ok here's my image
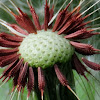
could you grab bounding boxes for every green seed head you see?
[18,30,74,68]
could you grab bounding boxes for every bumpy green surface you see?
[18,30,74,68]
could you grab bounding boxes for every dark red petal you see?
[8,58,24,78]
[57,17,76,34]
[75,21,90,32]
[54,64,68,86]
[11,63,23,91]
[27,67,34,97]
[82,58,100,70]
[56,3,74,31]
[38,67,45,99]
[57,6,79,33]
[14,8,37,34]
[0,54,20,67]
[72,54,87,74]
[0,32,23,42]
[0,60,18,79]
[49,5,54,21]
[64,28,94,39]
[79,32,99,39]
[18,62,28,88]
[8,24,29,35]
[13,63,23,92]
[54,64,80,100]
[12,71,20,90]
[65,14,89,33]
[28,4,41,30]
[0,53,18,61]
[0,48,18,56]
[53,10,66,32]
[44,0,50,31]
[0,38,20,48]
[48,5,54,29]
[56,12,72,31]
[70,41,100,55]
[72,54,88,80]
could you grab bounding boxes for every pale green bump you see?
[18,30,74,69]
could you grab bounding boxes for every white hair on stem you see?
[0,28,11,33]
[91,27,100,31]
[0,79,7,88]
[48,0,73,26]
[90,17,100,23]
[67,85,80,100]
[88,7,100,16]
[17,91,20,100]
[80,0,93,11]
[0,19,27,37]
[10,88,17,100]
[0,2,14,18]
[48,0,51,6]
[10,92,14,100]
[27,97,29,100]
[27,0,33,7]
[8,0,19,13]
[0,46,9,49]
[81,0,100,15]
[0,2,12,13]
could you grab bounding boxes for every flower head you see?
[0,0,100,100]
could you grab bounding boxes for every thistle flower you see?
[0,0,100,100]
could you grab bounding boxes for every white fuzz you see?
[0,19,27,37]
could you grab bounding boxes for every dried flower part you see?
[38,67,45,99]
[53,9,67,32]
[13,8,37,34]
[54,64,80,100]
[57,9,79,34]
[0,53,18,61]
[49,5,54,22]
[12,60,24,91]
[55,3,77,32]
[82,58,100,70]
[70,41,100,55]
[18,62,28,91]
[0,38,20,48]
[64,15,89,34]
[72,54,88,80]
[48,5,54,28]
[8,58,24,78]
[0,32,23,42]
[57,16,76,34]
[57,8,89,35]
[0,60,18,79]
[0,54,20,67]
[28,2,41,30]
[44,0,50,31]
[64,28,97,39]
[8,24,29,35]
[0,48,18,56]
[27,67,34,97]
[54,64,68,86]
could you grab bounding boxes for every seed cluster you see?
[19,30,74,68]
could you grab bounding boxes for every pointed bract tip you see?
[41,89,44,100]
